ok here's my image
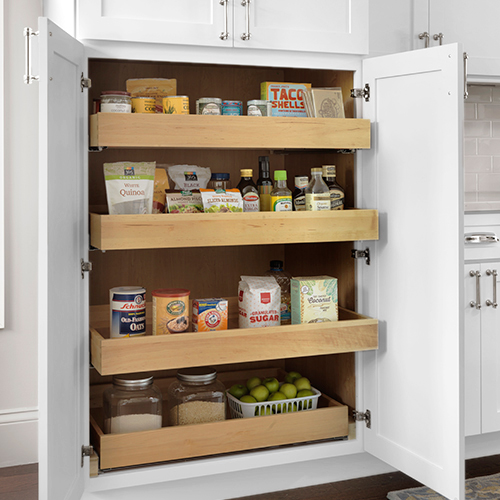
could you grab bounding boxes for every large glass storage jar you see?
[103,373,163,434]
[167,367,226,426]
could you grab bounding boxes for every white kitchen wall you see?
[0,0,41,466]
[464,85,500,208]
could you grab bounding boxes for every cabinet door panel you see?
[38,18,89,500]
[360,44,464,500]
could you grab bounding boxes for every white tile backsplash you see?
[464,85,500,201]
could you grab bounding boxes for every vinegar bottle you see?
[305,168,330,211]
[257,156,273,211]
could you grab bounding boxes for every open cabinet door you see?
[359,44,464,500]
[37,18,89,500]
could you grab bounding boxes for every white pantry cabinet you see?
[38,16,466,500]
[77,0,368,55]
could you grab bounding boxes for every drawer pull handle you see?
[465,233,499,244]
[219,0,229,40]
[241,0,251,40]
[486,269,498,308]
[470,270,481,309]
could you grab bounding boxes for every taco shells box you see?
[260,81,311,117]
[291,276,338,324]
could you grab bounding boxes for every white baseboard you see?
[0,409,38,467]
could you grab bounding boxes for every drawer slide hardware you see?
[470,270,481,309]
[350,84,370,102]
[353,409,371,429]
[81,445,94,467]
[351,248,370,265]
[486,269,498,308]
[80,73,92,92]
[81,259,92,278]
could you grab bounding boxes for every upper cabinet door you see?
[38,18,89,500]
[360,44,464,500]
[233,0,368,54]
[77,0,231,48]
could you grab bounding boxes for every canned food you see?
[222,100,242,116]
[109,287,146,338]
[152,288,191,334]
[132,97,156,113]
[247,100,272,117]
[100,91,131,113]
[163,95,189,114]
[196,98,222,115]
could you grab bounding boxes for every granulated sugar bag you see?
[238,276,281,329]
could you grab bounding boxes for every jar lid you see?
[152,288,190,297]
[113,373,153,388]
[274,170,287,181]
[211,173,230,181]
[247,100,269,105]
[311,167,322,173]
[198,97,222,103]
[100,91,131,96]
[240,169,253,177]
[176,366,217,383]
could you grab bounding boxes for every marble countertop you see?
[465,192,500,212]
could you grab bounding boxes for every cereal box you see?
[192,298,228,332]
[291,276,338,325]
[260,82,311,117]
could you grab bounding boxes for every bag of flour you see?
[104,162,156,214]
[238,276,281,329]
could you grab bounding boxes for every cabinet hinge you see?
[351,248,370,265]
[81,445,94,467]
[350,84,370,102]
[353,409,371,428]
[81,73,92,92]
[81,259,92,278]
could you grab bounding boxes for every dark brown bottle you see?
[292,176,308,211]
[322,165,345,210]
[257,156,273,211]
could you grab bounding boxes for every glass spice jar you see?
[167,367,226,426]
[208,173,231,190]
[103,373,163,434]
[100,91,132,113]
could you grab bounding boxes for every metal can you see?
[131,97,156,113]
[109,287,147,338]
[247,99,272,117]
[152,288,191,335]
[163,95,189,115]
[100,91,131,113]
[196,98,222,115]
[222,100,242,116]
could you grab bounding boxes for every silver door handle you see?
[23,27,39,84]
[470,270,482,309]
[241,0,251,40]
[465,232,499,244]
[220,0,229,40]
[486,269,498,308]
[419,32,430,48]
[433,33,444,45]
[464,52,469,100]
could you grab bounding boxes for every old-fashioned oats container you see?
[100,91,132,113]
[152,288,190,334]
[167,367,226,426]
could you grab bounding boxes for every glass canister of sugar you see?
[167,367,226,426]
[103,373,163,434]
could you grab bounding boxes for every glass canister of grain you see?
[167,367,226,426]
[103,373,163,434]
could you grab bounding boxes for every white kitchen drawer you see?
[464,214,500,261]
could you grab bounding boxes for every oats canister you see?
[162,95,189,114]
[131,97,156,113]
[152,288,191,334]
[109,286,147,338]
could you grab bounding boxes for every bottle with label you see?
[256,156,273,211]
[270,170,292,212]
[265,260,292,325]
[322,165,345,210]
[292,176,308,211]
[236,169,260,212]
[305,168,330,211]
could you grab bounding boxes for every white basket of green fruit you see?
[226,372,321,418]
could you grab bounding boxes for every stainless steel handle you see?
[464,52,469,100]
[241,0,251,41]
[433,33,444,45]
[470,270,482,309]
[464,232,499,244]
[486,269,498,308]
[419,32,430,48]
[23,27,39,84]
[220,0,229,40]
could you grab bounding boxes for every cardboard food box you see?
[291,276,338,324]
[192,298,228,332]
[260,81,311,117]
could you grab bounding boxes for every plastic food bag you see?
[200,189,243,213]
[238,276,281,329]
[153,167,170,213]
[168,165,211,191]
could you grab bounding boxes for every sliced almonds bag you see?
[200,189,243,213]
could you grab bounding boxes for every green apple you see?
[246,376,262,391]
[280,383,297,399]
[228,384,249,399]
[284,371,302,384]
[240,395,257,404]
[262,377,280,394]
[267,391,287,401]
[297,389,315,409]
[282,402,298,413]
[256,405,272,416]
[293,377,311,392]
[249,384,270,402]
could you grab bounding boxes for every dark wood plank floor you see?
[2,455,500,500]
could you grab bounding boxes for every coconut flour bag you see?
[238,276,281,329]
[104,162,156,214]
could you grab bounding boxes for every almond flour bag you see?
[238,276,281,329]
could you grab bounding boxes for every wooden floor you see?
[2,455,500,500]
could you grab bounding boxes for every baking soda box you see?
[192,298,228,332]
[291,276,338,325]
[260,82,311,117]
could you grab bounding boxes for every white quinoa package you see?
[104,162,156,214]
[238,276,281,329]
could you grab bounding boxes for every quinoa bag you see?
[238,276,281,329]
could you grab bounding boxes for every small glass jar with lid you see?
[167,367,226,426]
[103,373,163,434]
[208,173,231,191]
[100,91,132,113]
